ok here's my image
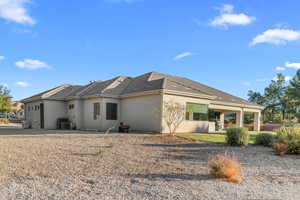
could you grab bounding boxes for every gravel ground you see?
[0,129,299,199]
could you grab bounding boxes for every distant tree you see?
[287,69,300,104]
[248,90,265,105]
[162,101,185,136]
[264,74,287,120]
[0,85,11,113]
[248,74,293,122]
[286,69,300,120]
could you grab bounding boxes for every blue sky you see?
[1,0,300,100]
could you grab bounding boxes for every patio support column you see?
[220,112,225,130]
[236,110,244,127]
[254,112,261,131]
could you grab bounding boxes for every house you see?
[21,72,263,133]
[10,101,24,120]
[10,101,23,112]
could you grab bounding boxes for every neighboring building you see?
[21,72,263,133]
[16,109,25,120]
[10,101,23,112]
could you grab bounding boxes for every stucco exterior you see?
[22,72,263,133]
[120,95,161,133]
[43,100,67,129]
[25,101,42,129]
[161,93,211,134]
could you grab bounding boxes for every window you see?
[93,103,100,120]
[69,104,75,110]
[186,103,208,121]
[106,103,117,120]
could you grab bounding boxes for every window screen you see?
[186,103,208,121]
[106,103,117,120]
[93,103,100,120]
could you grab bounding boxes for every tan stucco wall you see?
[120,95,161,133]
[82,98,102,130]
[43,100,67,129]
[81,97,120,131]
[25,101,42,129]
[66,100,84,129]
[161,94,211,134]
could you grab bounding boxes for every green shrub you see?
[255,133,274,146]
[274,127,300,154]
[0,118,9,125]
[225,127,249,146]
[95,148,104,155]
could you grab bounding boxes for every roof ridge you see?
[101,76,127,94]
[75,82,98,96]
[162,77,167,89]
[167,79,214,97]
[42,84,71,99]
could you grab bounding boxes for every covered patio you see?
[209,103,262,132]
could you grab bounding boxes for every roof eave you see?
[163,89,216,100]
[211,100,264,110]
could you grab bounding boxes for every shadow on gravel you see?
[142,143,219,148]
[141,143,224,161]
[127,173,211,181]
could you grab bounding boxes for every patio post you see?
[254,112,261,131]
[220,112,225,130]
[236,110,244,127]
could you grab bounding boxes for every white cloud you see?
[15,59,50,70]
[276,66,285,71]
[250,29,300,46]
[285,62,300,69]
[285,76,292,81]
[173,52,193,61]
[0,56,4,61]
[242,82,251,86]
[0,0,35,25]
[210,4,255,28]
[273,75,292,82]
[16,81,28,87]
[218,4,234,13]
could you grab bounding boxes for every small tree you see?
[0,85,11,113]
[163,101,185,136]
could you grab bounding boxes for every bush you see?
[273,143,289,156]
[274,127,300,154]
[225,127,249,146]
[95,148,104,155]
[0,118,9,125]
[208,153,242,183]
[255,133,274,146]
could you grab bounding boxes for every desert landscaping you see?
[0,129,298,200]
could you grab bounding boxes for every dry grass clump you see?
[0,118,9,125]
[208,153,242,183]
[95,147,104,155]
[273,143,289,156]
[274,127,300,154]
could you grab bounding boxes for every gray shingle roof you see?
[151,72,258,106]
[21,72,259,108]
[120,72,164,95]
